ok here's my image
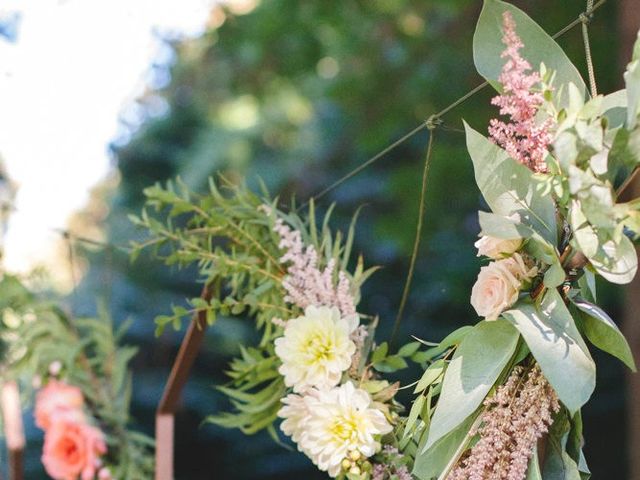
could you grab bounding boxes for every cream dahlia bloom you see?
[279,391,317,444]
[278,382,392,478]
[275,305,358,392]
[474,235,522,259]
[471,253,537,320]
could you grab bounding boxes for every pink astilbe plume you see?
[448,364,560,480]
[272,217,356,318]
[488,11,553,173]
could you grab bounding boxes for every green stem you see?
[391,127,437,346]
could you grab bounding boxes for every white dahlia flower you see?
[279,391,317,445]
[275,305,358,392]
[278,382,392,478]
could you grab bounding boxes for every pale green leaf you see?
[502,290,595,414]
[473,0,586,103]
[412,414,477,480]
[465,123,557,243]
[571,296,636,371]
[424,319,519,449]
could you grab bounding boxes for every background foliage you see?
[16,1,625,479]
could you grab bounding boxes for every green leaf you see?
[569,202,638,284]
[424,319,519,449]
[526,449,543,480]
[374,355,408,373]
[465,123,557,243]
[473,0,586,103]
[412,414,477,480]
[502,291,595,414]
[542,411,582,480]
[371,342,389,364]
[404,395,426,439]
[624,32,640,129]
[414,359,445,394]
[416,326,474,363]
[398,341,421,357]
[600,90,627,129]
[478,211,532,239]
[571,296,636,371]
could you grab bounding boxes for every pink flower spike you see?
[488,11,553,173]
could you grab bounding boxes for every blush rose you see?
[474,235,522,259]
[471,253,537,320]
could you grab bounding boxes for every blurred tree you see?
[63,1,628,479]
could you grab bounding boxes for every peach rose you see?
[35,380,85,430]
[474,235,522,259]
[42,414,107,480]
[471,253,537,320]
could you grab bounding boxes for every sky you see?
[0,0,219,276]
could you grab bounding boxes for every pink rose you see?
[35,380,84,430]
[42,414,107,480]
[471,253,537,320]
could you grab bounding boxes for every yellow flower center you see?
[304,333,336,364]
[330,414,359,441]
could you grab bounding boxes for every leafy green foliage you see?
[132,178,378,436]
[3,295,154,479]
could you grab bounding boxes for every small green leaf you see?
[404,395,426,439]
[374,355,408,373]
[371,342,389,364]
[398,341,421,357]
[414,359,445,394]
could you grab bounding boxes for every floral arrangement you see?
[0,273,154,479]
[134,1,640,479]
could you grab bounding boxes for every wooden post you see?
[619,2,640,479]
[1,381,24,480]
[155,286,212,480]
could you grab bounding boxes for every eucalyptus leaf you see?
[478,211,533,239]
[526,449,543,480]
[465,123,557,243]
[571,296,636,371]
[473,0,586,103]
[542,410,582,480]
[412,414,477,480]
[424,319,519,449]
[600,90,627,129]
[624,32,640,129]
[502,290,595,414]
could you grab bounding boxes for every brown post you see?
[1,381,25,480]
[620,1,640,479]
[155,286,212,480]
